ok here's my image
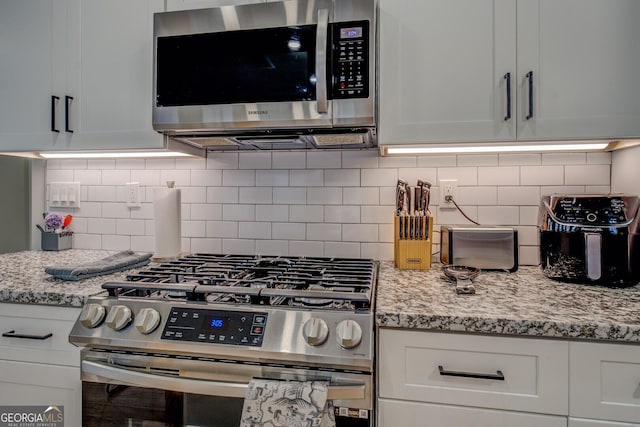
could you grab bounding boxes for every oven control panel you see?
[330,20,369,99]
[161,307,267,347]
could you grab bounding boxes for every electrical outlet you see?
[126,182,140,208]
[439,179,458,208]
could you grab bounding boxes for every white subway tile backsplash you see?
[239,222,271,239]
[565,164,610,185]
[239,187,272,204]
[325,206,360,223]
[290,169,324,187]
[478,167,518,186]
[239,152,272,170]
[273,152,306,169]
[520,165,564,185]
[306,224,341,241]
[207,221,239,239]
[324,169,360,187]
[256,205,289,222]
[256,170,289,187]
[272,222,305,240]
[191,169,222,187]
[222,170,255,186]
[307,151,342,169]
[343,187,379,205]
[273,188,306,204]
[307,188,343,205]
[223,205,255,222]
[47,148,610,261]
[361,168,397,187]
[498,186,540,206]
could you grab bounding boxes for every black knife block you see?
[394,214,433,270]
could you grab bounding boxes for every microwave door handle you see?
[81,360,365,401]
[315,8,329,114]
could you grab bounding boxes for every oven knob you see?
[303,318,329,346]
[335,320,362,349]
[79,303,106,328]
[105,305,133,331]
[134,308,161,335]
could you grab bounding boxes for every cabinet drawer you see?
[379,329,568,415]
[570,342,640,424]
[379,399,567,427]
[0,303,81,367]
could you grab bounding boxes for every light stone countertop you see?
[376,261,640,343]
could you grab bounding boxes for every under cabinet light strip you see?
[382,142,610,155]
[38,151,194,159]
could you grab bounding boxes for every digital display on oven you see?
[162,308,267,347]
[340,27,362,39]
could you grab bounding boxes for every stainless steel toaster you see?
[440,225,518,271]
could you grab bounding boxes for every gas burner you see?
[114,254,377,312]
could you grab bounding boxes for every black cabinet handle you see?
[2,330,53,340]
[438,365,505,381]
[51,95,60,133]
[504,72,511,121]
[65,95,74,133]
[526,71,534,120]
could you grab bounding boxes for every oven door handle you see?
[82,360,366,401]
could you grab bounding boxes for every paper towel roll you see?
[153,181,181,260]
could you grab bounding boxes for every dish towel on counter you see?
[44,250,152,281]
[239,379,336,427]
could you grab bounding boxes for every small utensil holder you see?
[394,213,433,270]
[41,231,72,251]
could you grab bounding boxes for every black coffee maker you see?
[538,194,640,287]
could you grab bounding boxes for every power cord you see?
[445,195,480,225]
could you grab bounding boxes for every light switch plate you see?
[49,182,80,208]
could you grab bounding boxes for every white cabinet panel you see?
[167,0,265,11]
[517,0,640,140]
[379,329,568,415]
[569,342,640,424]
[379,0,516,144]
[569,418,640,427]
[379,399,567,427]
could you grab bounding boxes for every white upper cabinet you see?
[379,0,516,144]
[517,0,640,140]
[0,0,165,152]
[166,0,265,11]
[0,1,66,151]
[380,0,640,146]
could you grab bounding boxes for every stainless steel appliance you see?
[152,0,377,150]
[539,194,640,287]
[69,254,377,426]
[440,225,518,272]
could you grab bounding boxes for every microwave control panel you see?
[161,307,267,347]
[330,20,370,99]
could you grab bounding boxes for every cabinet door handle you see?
[65,95,74,133]
[504,72,511,121]
[2,330,53,340]
[438,365,505,381]
[526,71,534,120]
[51,95,60,133]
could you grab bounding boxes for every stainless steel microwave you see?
[152,0,377,150]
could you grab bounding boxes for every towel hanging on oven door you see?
[239,379,336,427]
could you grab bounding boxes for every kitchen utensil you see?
[442,265,480,294]
[36,224,45,233]
[62,215,73,229]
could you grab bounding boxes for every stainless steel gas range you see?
[69,254,378,427]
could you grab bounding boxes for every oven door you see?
[80,349,373,427]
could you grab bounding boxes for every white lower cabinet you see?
[378,329,640,427]
[0,303,81,426]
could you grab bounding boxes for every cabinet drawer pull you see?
[504,72,511,121]
[2,330,53,340]
[65,95,74,133]
[51,95,60,133]
[525,71,534,120]
[438,365,505,381]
